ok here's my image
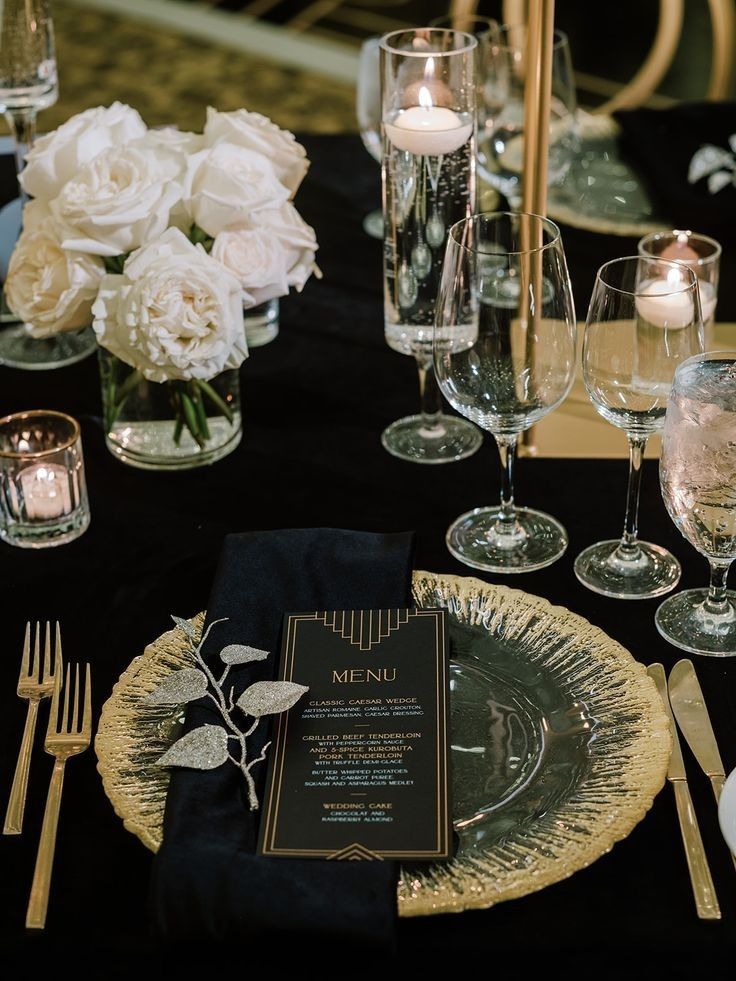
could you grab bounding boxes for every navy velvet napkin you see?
[615,101,736,241]
[149,528,415,949]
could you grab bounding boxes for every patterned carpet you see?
[28,3,358,136]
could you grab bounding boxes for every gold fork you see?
[3,622,61,836]
[26,661,92,930]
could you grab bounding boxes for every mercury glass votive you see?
[0,410,90,548]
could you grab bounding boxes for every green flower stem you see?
[179,388,206,449]
[189,382,210,441]
[198,379,234,425]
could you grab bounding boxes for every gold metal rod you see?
[521,0,543,217]
[534,0,556,218]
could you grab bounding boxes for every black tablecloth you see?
[1,136,735,975]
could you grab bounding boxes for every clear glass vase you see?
[244,298,279,348]
[99,350,242,471]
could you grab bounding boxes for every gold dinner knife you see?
[669,658,736,868]
[648,663,721,920]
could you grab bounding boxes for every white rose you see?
[259,203,318,292]
[4,219,105,338]
[204,106,308,195]
[50,141,185,257]
[211,228,290,304]
[183,142,290,237]
[92,227,248,382]
[142,127,204,155]
[20,102,147,201]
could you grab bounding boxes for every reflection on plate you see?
[95,572,670,916]
[499,112,667,237]
[718,768,736,856]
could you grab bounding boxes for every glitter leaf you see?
[687,145,733,184]
[171,615,197,640]
[708,169,733,194]
[220,644,270,665]
[144,668,208,705]
[156,724,229,770]
[237,681,309,718]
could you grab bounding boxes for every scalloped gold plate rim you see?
[95,572,670,917]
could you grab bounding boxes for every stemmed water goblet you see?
[575,256,704,599]
[434,212,576,572]
[657,352,736,655]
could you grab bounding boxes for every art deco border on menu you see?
[95,572,671,917]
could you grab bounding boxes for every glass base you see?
[106,416,242,471]
[362,209,383,239]
[656,588,736,657]
[244,298,279,348]
[0,509,89,549]
[0,323,97,370]
[574,540,681,599]
[446,505,568,573]
[381,414,482,465]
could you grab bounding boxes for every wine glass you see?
[356,37,383,240]
[657,352,736,656]
[0,0,58,189]
[481,26,576,207]
[575,256,704,599]
[434,212,576,572]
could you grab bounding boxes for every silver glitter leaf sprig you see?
[220,644,270,665]
[145,667,208,705]
[688,137,736,194]
[151,615,309,810]
[157,724,229,770]
[237,680,309,718]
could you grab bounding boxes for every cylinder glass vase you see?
[99,350,242,471]
[380,27,482,464]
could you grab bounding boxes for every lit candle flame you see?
[666,266,684,288]
[418,86,433,110]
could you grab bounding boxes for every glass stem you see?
[497,436,518,527]
[616,436,647,559]
[416,357,443,434]
[5,107,36,204]
[703,561,733,616]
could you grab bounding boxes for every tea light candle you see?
[636,278,695,329]
[384,86,472,156]
[21,463,72,520]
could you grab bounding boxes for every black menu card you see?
[258,608,451,861]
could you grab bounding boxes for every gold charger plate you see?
[95,571,670,916]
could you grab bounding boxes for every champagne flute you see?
[657,352,736,656]
[434,212,576,572]
[356,37,383,240]
[575,256,704,599]
[0,0,58,189]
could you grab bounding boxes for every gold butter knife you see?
[669,658,736,868]
[648,663,720,920]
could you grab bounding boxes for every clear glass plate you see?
[95,572,671,916]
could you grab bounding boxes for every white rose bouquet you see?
[6,103,319,452]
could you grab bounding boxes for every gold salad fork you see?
[3,622,61,835]
[26,661,92,930]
